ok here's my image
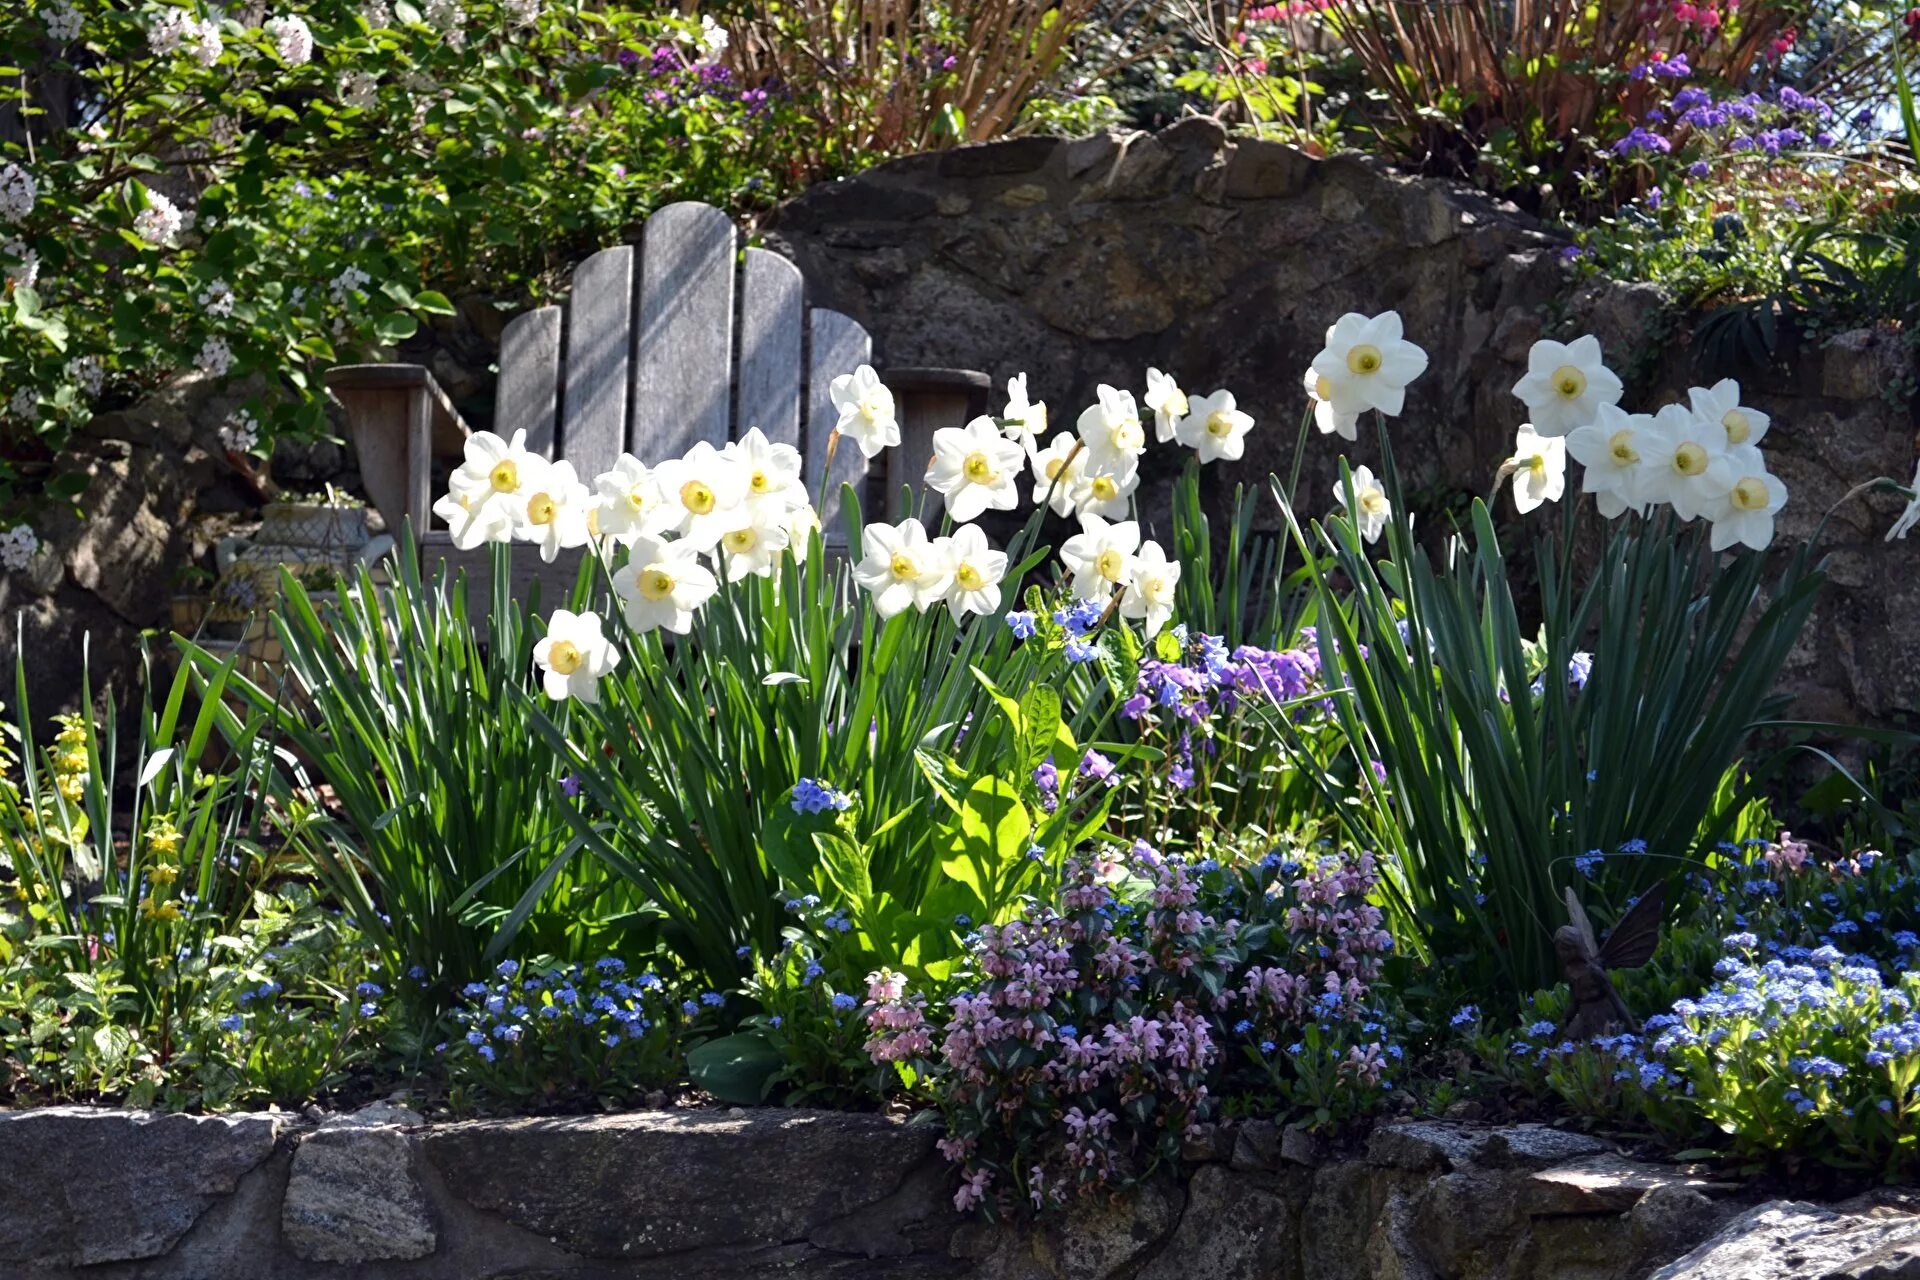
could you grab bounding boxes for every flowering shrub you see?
[864,840,1398,1214]
[1514,938,1920,1175]
[437,958,684,1108]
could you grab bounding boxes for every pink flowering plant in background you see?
[863,837,1400,1215]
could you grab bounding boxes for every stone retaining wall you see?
[2,1105,1914,1280]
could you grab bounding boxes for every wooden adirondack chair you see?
[325,200,988,606]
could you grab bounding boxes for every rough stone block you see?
[282,1117,436,1263]
[423,1109,942,1260]
[1648,1201,1920,1280]
[0,1107,278,1269]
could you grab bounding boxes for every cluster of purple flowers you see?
[1622,83,1837,165]
[1116,627,1323,793]
[864,840,1401,1213]
[613,43,774,116]
[790,778,854,816]
[1628,52,1692,81]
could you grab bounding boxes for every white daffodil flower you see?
[1636,403,1728,521]
[1075,384,1147,469]
[1702,456,1788,552]
[1511,335,1623,437]
[1505,423,1567,515]
[828,365,899,459]
[1687,378,1770,449]
[714,501,793,578]
[1002,373,1048,456]
[1175,389,1254,464]
[1566,404,1653,519]
[1302,367,1359,441]
[937,523,1009,621]
[1120,539,1181,638]
[432,486,512,550]
[853,517,952,619]
[440,428,550,550]
[1310,311,1429,419]
[1059,513,1141,602]
[1144,368,1190,444]
[787,501,823,551]
[1069,455,1140,520]
[927,415,1027,522]
[655,441,749,551]
[592,453,669,545]
[1030,431,1087,517]
[1335,465,1392,544]
[514,459,594,563]
[611,535,718,635]
[1888,462,1920,542]
[533,609,620,704]
[724,427,806,512]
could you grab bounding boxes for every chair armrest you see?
[325,364,471,537]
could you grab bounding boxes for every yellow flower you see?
[140,898,183,924]
[147,862,179,887]
[144,820,182,858]
[55,773,85,803]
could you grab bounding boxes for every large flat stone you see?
[423,1109,942,1260]
[0,1107,278,1268]
[1649,1201,1920,1280]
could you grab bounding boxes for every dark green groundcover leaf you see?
[687,1032,783,1105]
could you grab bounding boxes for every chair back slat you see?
[632,202,736,461]
[738,247,805,452]
[561,244,634,482]
[805,308,872,542]
[497,305,562,458]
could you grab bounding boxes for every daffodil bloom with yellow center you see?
[1637,403,1728,520]
[1120,539,1182,638]
[928,416,1026,521]
[1302,367,1360,441]
[853,517,952,618]
[1504,423,1567,515]
[1175,389,1255,464]
[1566,403,1653,519]
[1512,335,1623,436]
[935,523,1009,621]
[1060,512,1141,603]
[1030,431,1087,518]
[722,428,806,514]
[1145,368,1190,444]
[611,537,718,635]
[439,428,549,550]
[714,502,792,579]
[510,459,593,564]
[1687,378,1770,449]
[1334,465,1392,544]
[1069,455,1139,520]
[828,364,900,459]
[1075,383,1147,469]
[655,442,749,551]
[533,608,622,703]
[1310,311,1430,419]
[591,453,668,545]
[1699,454,1788,552]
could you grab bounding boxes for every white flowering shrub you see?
[0,1,796,518]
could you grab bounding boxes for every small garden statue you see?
[1555,883,1665,1040]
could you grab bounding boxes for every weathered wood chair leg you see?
[882,368,994,522]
